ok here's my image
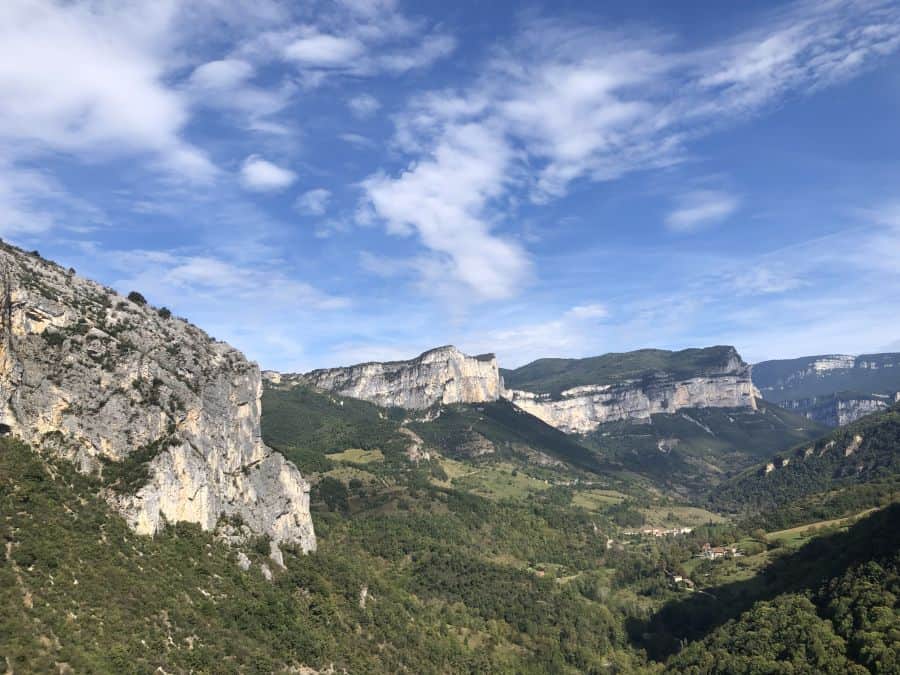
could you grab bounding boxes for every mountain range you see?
[2,242,897,673]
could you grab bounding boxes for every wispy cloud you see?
[185,58,295,134]
[295,188,332,215]
[236,2,455,86]
[665,190,739,232]
[362,122,529,300]
[360,0,900,300]
[0,0,215,181]
[348,94,382,118]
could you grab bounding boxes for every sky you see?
[2,0,900,371]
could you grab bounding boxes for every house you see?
[701,543,738,560]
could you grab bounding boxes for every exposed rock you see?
[503,349,757,434]
[753,352,900,426]
[0,244,315,550]
[236,551,252,571]
[278,346,502,410]
[779,395,892,427]
[399,426,431,463]
[454,431,496,458]
[844,434,863,457]
[260,563,273,582]
[269,540,285,568]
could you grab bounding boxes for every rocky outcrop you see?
[277,346,502,410]
[502,349,757,434]
[753,352,900,427]
[780,394,893,427]
[0,244,315,550]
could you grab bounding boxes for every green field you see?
[571,489,626,511]
[326,448,385,464]
[640,505,727,528]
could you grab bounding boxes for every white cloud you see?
[185,58,295,133]
[0,0,214,181]
[111,249,349,313]
[348,94,381,118]
[665,190,739,232]
[189,59,254,89]
[377,33,457,73]
[283,30,366,66]
[363,122,530,300]
[295,188,332,215]
[359,1,900,299]
[239,155,297,191]
[240,4,455,85]
[566,303,609,320]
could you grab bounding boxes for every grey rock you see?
[0,244,315,551]
[277,345,502,409]
[503,352,757,434]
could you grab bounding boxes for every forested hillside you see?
[711,404,900,528]
[502,346,741,395]
[653,504,900,673]
[582,401,826,495]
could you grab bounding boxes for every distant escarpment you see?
[269,345,503,410]
[0,244,315,550]
[711,402,900,516]
[501,346,758,434]
[779,392,898,427]
[753,353,900,426]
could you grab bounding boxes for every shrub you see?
[127,291,147,306]
[42,331,65,347]
[157,307,172,320]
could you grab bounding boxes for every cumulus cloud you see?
[239,155,297,191]
[363,122,529,300]
[665,191,739,232]
[295,188,332,215]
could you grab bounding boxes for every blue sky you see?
[2,0,899,371]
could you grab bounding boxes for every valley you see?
[1,243,897,673]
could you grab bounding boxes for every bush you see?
[157,307,172,320]
[127,291,147,306]
[41,331,65,347]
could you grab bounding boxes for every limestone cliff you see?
[276,346,502,409]
[780,394,895,427]
[0,244,315,550]
[502,347,757,434]
[753,353,900,401]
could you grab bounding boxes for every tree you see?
[127,291,147,306]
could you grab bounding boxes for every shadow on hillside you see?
[633,503,900,661]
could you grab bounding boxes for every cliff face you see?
[753,352,900,427]
[753,353,900,402]
[502,348,757,434]
[277,346,502,409]
[0,245,315,550]
[780,394,895,427]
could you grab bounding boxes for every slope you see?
[753,352,900,402]
[502,345,742,395]
[582,400,827,495]
[652,503,900,672]
[710,403,900,527]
